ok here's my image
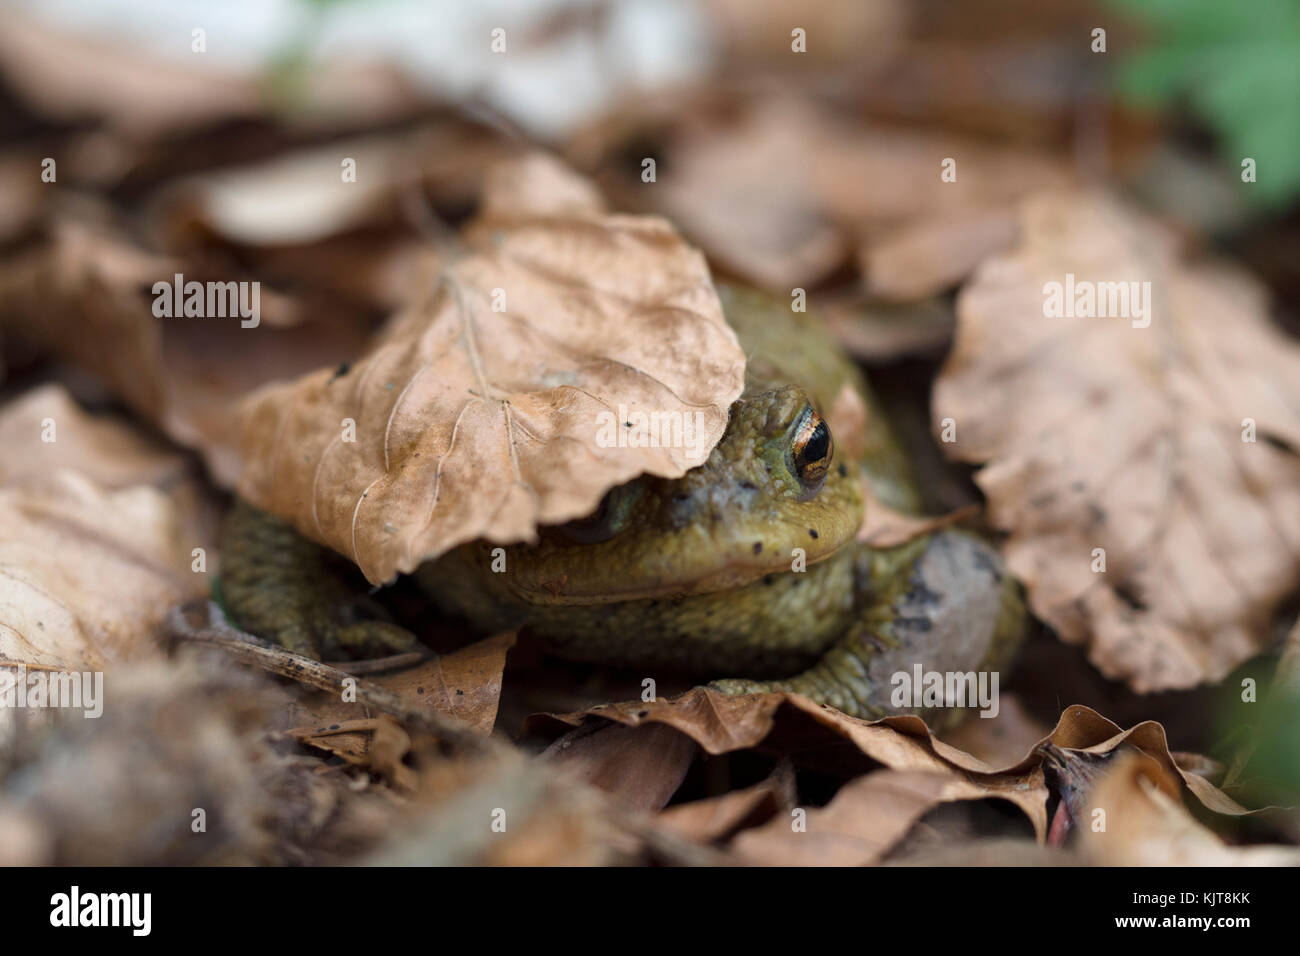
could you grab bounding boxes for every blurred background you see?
[2,0,1299,824]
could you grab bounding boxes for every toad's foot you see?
[711,530,1025,723]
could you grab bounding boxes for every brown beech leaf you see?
[0,11,258,135]
[527,694,1266,855]
[271,631,515,768]
[525,687,1051,839]
[153,118,517,262]
[1078,752,1300,866]
[935,191,1300,693]
[579,93,1071,296]
[861,207,1020,303]
[0,217,371,486]
[0,384,222,554]
[821,298,955,362]
[0,152,46,245]
[1028,704,1253,818]
[368,631,516,734]
[703,0,908,66]
[731,768,1013,867]
[0,383,190,490]
[166,137,415,247]
[544,722,699,813]
[289,716,418,791]
[657,760,796,843]
[237,155,745,584]
[0,387,216,675]
[0,471,196,671]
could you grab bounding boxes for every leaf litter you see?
[2,5,1299,865]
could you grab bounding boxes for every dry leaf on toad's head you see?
[935,191,1300,693]
[237,154,745,585]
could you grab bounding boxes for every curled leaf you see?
[1079,752,1300,866]
[935,191,1300,692]
[237,156,745,584]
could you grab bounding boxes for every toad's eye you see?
[791,409,832,499]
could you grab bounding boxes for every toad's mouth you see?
[499,526,855,606]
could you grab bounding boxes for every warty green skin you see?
[219,286,1025,721]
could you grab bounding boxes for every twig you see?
[165,601,503,755]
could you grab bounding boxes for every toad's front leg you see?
[711,530,1025,723]
[218,501,417,660]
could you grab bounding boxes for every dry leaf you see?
[367,631,515,734]
[0,383,221,553]
[0,217,375,486]
[0,151,45,245]
[935,191,1300,692]
[657,760,795,843]
[545,722,699,813]
[1079,752,1300,866]
[290,716,418,791]
[862,207,1020,302]
[821,297,955,362]
[731,768,1014,866]
[528,693,1270,858]
[703,0,908,66]
[1028,704,1253,818]
[154,118,517,256]
[578,93,1071,296]
[0,387,217,748]
[526,687,1051,839]
[237,154,746,584]
[241,628,514,768]
[0,11,258,135]
[167,138,415,247]
[0,471,197,672]
[0,383,189,490]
